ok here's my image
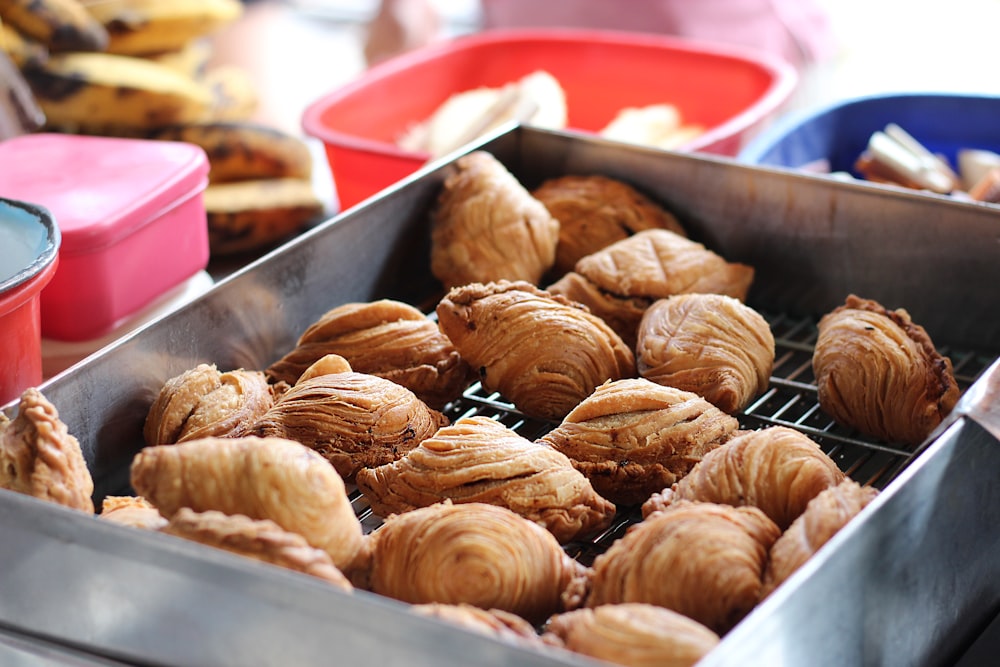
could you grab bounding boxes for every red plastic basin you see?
[302,28,797,209]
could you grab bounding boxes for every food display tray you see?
[2,126,1000,667]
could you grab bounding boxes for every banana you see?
[143,38,212,79]
[23,51,214,132]
[202,64,258,122]
[81,0,242,56]
[149,121,314,184]
[0,0,107,52]
[203,178,325,256]
[0,20,49,68]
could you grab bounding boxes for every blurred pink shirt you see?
[480,0,834,69]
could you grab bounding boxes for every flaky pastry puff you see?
[100,495,167,530]
[365,502,590,623]
[130,436,364,572]
[543,603,720,667]
[531,175,686,277]
[813,295,960,446]
[436,280,636,421]
[412,603,550,648]
[587,502,780,634]
[642,426,844,530]
[252,371,448,479]
[637,294,775,414]
[0,388,94,512]
[143,363,274,445]
[161,508,352,590]
[430,151,559,289]
[761,479,878,598]
[539,379,738,506]
[356,416,616,543]
[547,229,755,348]
[266,300,472,409]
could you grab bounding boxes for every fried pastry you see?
[539,379,739,506]
[100,495,167,530]
[642,426,844,530]
[762,479,878,598]
[813,295,960,446]
[266,299,472,409]
[547,229,755,348]
[0,388,94,512]
[636,294,775,414]
[436,280,636,421]
[130,436,364,572]
[412,604,549,648]
[531,174,686,277]
[430,151,560,289]
[297,353,353,383]
[252,371,448,479]
[365,502,590,623]
[587,501,780,634]
[356,416,616,543]
[143,363,274,445]
[161,508,352,590]
[544,603,720,667]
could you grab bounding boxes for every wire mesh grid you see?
[349,311,997,562]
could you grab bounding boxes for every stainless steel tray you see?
[3,125,1000,667]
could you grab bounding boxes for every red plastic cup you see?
[0,198,60,406]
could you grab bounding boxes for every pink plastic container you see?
[0,197,59,406]
[302,29,797,209]
[0,134,210,342]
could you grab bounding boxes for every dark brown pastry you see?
[161,508,353,590]
[430,151,560,289]
[642,426,844,530]
[539,378,739,506]
[143,363,274,445]
[412,604,549,648]
[813,295,960,446]
[100,495,167,530]
[587,501,780,634]
[531,174,686,277]
[0,388,94,512]
[761,479,878,598]
[130,436,365,573]
[266,299,472,409]
[365,502,590,623]
[356,415,616,543]
[636,294,775,414]
[547,229,755,348]
[544,603,720,667]
[436,280,636,421]
[251,371,448,479]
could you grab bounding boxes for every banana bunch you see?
[0,0,326,257]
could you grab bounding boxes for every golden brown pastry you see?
[251,371,448,479]
[547,229,755,348]
[531,174,686,277]
[365,502,590,623]
[761,479,878,598]
[161,508,352,590]
[813,294,960,446]
[544,603,720,667]
[130,436,364,573]
[143,363,274,445]
[100,495,167,530]
[430,151,560,289]
[356,416,616,543]
[587,501,780,634]
[636,294,775,414]
[0,388,94,512]
[297,353,353,383]
[642,426,844,530]
[539,379,739,506]
[412,604,549,648]
[266,300,472,409]
[436,280,636,421]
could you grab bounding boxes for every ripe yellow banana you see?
[81,0,242,56]
[0,19,48,68]
[203,178,325,256]
[143,38,212,79]
[150,121,314,184]
[202,64,258,123]
[0,0,107,52]
[24,52,213,132]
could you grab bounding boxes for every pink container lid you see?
[0,133,208,254]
